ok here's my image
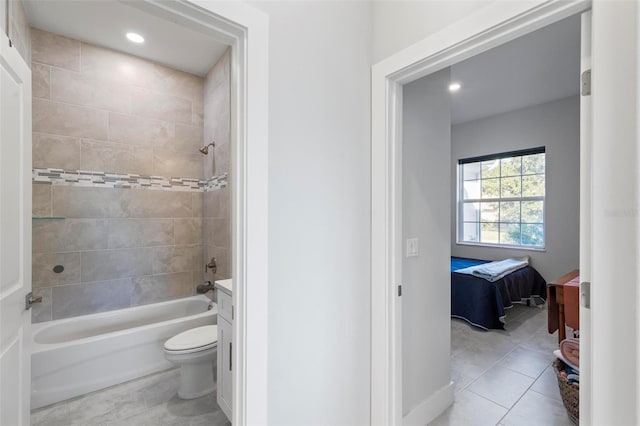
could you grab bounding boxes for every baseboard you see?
[403,381,454,426]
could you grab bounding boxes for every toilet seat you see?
[164,325,218,354]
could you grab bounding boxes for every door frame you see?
[371,1,590,424]
[125,1,269,424]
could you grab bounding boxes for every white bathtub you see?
[31,295,216,409]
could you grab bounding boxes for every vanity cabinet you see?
[215,282,233,422]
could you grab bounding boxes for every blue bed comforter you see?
[451,257,547,330]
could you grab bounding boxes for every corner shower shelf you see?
[32,216,66,220]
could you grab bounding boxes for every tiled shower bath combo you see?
[30,27,232,324]
[28,26,233,421]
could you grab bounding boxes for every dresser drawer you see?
[217,289,233,321]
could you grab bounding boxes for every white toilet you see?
[163,325,218,399]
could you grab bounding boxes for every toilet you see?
[163,325,218,399]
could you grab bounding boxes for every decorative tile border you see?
[33,168,227,193]
[204,174,228,191]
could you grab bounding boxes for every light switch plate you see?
[406,238,419,257]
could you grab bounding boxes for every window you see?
[458,147,545,248]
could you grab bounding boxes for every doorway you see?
[0,1,268,424]
[371,1,592,425]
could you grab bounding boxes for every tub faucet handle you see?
[205,257,217,274]
[25,291,43,310]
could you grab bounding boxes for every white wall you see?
[451,96,580,281]
[246,2,372,424]
[372,0,493,63]
[402,69,451,418]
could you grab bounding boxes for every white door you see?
[0,30,32,426]
[578,10,592,426]
[590,2,640,423]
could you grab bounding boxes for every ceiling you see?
[23,0,229,76]
[450,14,581,125]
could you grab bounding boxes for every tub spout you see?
[196,281,214,294]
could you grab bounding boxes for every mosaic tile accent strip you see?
[33,168,227,193]
[204,174,228,191]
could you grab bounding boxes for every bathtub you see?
[31,295,216,409]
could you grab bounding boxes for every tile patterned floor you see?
[31,305,571,426]
[430,304,575,426]
[31,368,230,426]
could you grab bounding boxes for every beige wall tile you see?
[203,151,214,179]
[203,188,229,219]
[165,124,203,154]
[107,218,173,249]
[33,133,81,170]
[32,288,52,323]
[30,29,212,322]
[108,112,174,148]
[32,252,81,288]
[33,98,108,140]
[152,64,204,103]
[191,192,203,218]
[150,245,201,275]
[130,87,192,125]
[82,248,151,282]
[31,28,80,71]
[53,186,194,218]
[192,98,204,126]
[174,218,202,245]
[50,68,132,114]
[203,50,230,178]
[80,42,155,88]
[204,218,214,247]
[53,186,127,218]
[214,140,230,176]
[132,190,194,218]
[32,218,108,253]
[32,63,50,99]
[212,217,230,248]
[153,149,203,179]
[33,184,51,217]
[203,192,215,218]
[131,272,192,306]
[52,279,133,319]
[80,139,153,175]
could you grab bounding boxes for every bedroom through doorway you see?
[400,12,584,425]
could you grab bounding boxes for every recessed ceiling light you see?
[449,82,462,92]
[126,32,145,44]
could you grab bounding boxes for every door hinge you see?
[398,285,402,297]
[580,281,591,309]
[581,70,591,96]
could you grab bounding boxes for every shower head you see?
[199,142,215,155]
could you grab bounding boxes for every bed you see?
[451,257,547,330]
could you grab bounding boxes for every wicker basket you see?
[553,359,579,424]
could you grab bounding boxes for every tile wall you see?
[203,49,231,283]
[30,29,233,322]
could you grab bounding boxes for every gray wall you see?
[247,1,372,424]
[372,1,491,63]
[402,68,451,417]
[451,96,580,282]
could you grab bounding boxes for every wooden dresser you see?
[547,269,580,343]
